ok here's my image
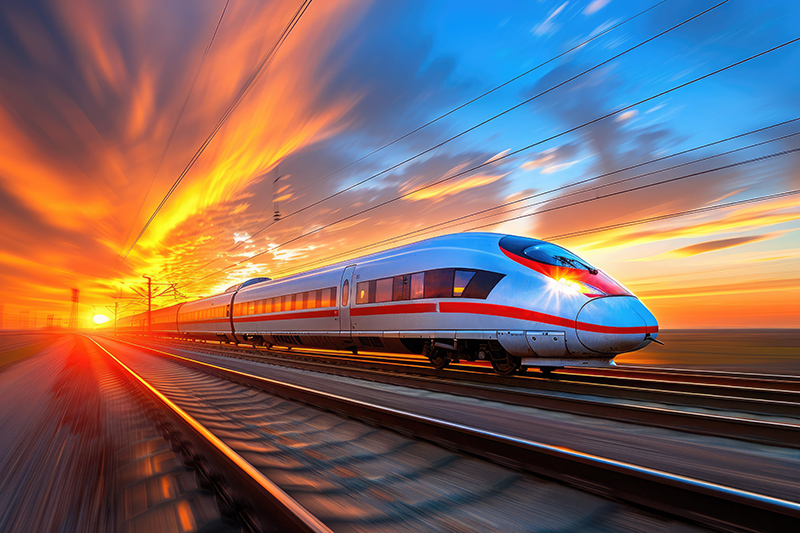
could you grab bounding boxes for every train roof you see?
[237,232,511,295]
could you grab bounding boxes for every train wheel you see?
[490,353,519,375]
[428,347,450,370]
[429,354,450,370]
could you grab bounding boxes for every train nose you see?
[576,296,658,354]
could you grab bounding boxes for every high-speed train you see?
[117,233,659,374]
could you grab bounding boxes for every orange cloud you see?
[402,172,507,202]
[661,233,782,258]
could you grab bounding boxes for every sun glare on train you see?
[93,314,110,325]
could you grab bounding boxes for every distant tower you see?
[68,288,79,330]
[46,314,54,329]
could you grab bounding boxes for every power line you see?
[183,143,800,290]
[442,129,800,231]
[117,0,314,267]
[234,0,727,246]
[260,149,800,281]
[214,0,667,263]
[465,147,800,232]
[182,34,799,286]
[114,0,231,270]
[241,120,800,277]
[290,0,668,198]
[544,189,800,241]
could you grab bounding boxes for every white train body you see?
[119,233,658,373]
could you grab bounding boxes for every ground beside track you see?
[0,334,239,533]
[616,329,800,374]
[0,332,54,372]
[111,336,800,503]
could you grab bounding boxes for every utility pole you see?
[142,275,152,335]
[68,288,79,330]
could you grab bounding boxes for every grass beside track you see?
[0,337,51,373]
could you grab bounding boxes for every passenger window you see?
[320,288,330,308]
[410,272,424,299]
[315,289,322,308]
[424,269,454,299]
[453,270,475,297]
[342,280,350,306]
[356,281,370,304]
[249,301,255,315]
[462,271,505,299]
[375,278,393,302]
[393,275,410,301]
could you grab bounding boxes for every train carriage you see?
[118,233,659,374]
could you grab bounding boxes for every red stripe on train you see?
[351,302,438,316]
[234,308,338,323]
[439,302,657,335]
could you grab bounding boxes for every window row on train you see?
[234,286,338,317]
[179,305,229,322]
[356,268,504,305]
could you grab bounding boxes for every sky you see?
[0,0,798,329]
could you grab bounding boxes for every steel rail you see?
[100,336,800,532]
[147,336,800,418]
[127,337,800,448]
[86,336,332,533]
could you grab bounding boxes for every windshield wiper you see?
[554,255,598,275]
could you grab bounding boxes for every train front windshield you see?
[522,243,598,274]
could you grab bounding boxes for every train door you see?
[339,265,356,336]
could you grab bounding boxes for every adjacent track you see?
[133,337,800,449]
[87,336,332,533]
[99,335,800,532]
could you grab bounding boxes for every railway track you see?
[129,336,800,449]
[93,335,800,532]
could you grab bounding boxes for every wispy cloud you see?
[584,0,611,16]
[533,2,569,37]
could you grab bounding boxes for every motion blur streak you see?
[0,0,367,321]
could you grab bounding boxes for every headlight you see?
[558,278,606,297]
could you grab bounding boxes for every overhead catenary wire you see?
[191,1,668,274]
[117,0,314,267]
[178,34,800,288]
[258,187,800,283]
[441,129,800,232]
[260,150,800,281]
[465,147,800,232]
[544,189,800,241]
[242,121,800,278]
[182,143,800,290]
[289,0,667,198]
[113,0,231,270]
[232,0,727,248]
